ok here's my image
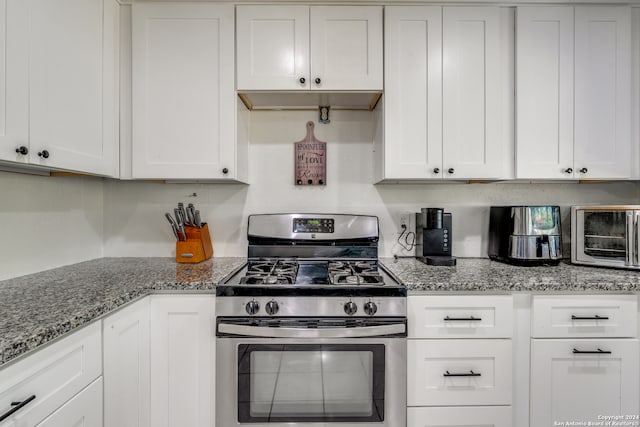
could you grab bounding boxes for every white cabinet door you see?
[29,0,118,176]
[236,5,309,91]
[442,7,504,179]
[531,339,639,426]
[383,6,442,179]
[310,6,382,91]
[0,0,28,165]
[574,6,631,179]
[0,322,102,427]
[408,406,512,427]
[516,7,574,179]
[35,377,103,427]
[236,5,382,92]
[132,3,240,180]
[103,298,150,427]
[150,295,215,427]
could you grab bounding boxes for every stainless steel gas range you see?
[216,214,407,427]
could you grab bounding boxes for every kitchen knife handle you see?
[194,210,202,228]
[165,213,179,241]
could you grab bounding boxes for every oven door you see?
[216,318,406,427]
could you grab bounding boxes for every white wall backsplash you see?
[103,110,640,259]
[0,171,104,280]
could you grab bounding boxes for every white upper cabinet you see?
[236,5,383,91]
[516,6,631,180]
[379,6,511,181]
[0,0,28,166]
[132,3,247,181]
[0,0,119,177]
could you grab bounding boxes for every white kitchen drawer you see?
[36,377,102,427]
[408,406,512,427]
[407,339,512,406]
[408,295,513,338]
[531,295,637,338]
[0,321,102,426]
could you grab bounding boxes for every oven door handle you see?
[217,322,406,338]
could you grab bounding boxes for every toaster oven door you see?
[573,208,639,268]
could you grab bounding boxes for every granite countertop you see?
[0,257,245,367]
[2,256,640,368]
[381,257,640,293]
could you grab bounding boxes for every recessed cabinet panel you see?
[383,6,442,179]
[407,339,512,406]
[516,7,574,179]
[531,339,639,426]
[574,7,631,179]
[408,406,512,427]
[443,7,503,179]
[132,4,236,180]
[236,6,309,91]
[310,6,383,91]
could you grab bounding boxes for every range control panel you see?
[293,218,334,233]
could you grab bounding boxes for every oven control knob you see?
[344,301,358,316]
[245,300,260,315]
[364,301,378,316]
[265,300,279,316]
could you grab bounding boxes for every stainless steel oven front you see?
[215,316,407,427]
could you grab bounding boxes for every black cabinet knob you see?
[296,179,303,185]
[564,168,573,174]
[222,168,229,174]
[15,146,28,155]
[579,168,588,174]
[37,150,49,159]
[314,77,321,85]
[318,179,324,185]
[433,168,440,174]
[447,168,455,174]
[299,77,306,84]
[307,179,313,185]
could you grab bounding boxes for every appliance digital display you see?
[293,218,334,233]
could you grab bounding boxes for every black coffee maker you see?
[415,208,457,266]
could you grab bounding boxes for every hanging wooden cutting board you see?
[294,121,326,186]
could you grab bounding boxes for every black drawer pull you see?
[572,348,612,355]
[0,395,36,422]
[443,370,481,377]
[444,316,482,321]
[571,315,609,320]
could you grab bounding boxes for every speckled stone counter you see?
[381,257,640,293]
[3,256,640,368]
[0,257,245,367]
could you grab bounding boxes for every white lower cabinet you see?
[530,339,639,426]
[0,322,102,426]
[407,295,513,427]
[408,406,512,427]
[35,378,102,427]
[149,295,215,427]
[103,298,150,427]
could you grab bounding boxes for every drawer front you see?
[0,322,102,426]
[408,295,513,338]
[35,377,102,427]
[408,406,512,427]
[407,339,512,406]
[531,295,637,338]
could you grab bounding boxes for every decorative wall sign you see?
[295,121,327,186]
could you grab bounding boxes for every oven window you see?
[583,211,627,259]
[238,344,385,423]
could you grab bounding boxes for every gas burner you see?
[241,260,298,285]
[329,271,385,286]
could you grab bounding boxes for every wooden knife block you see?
[176,223,214,263]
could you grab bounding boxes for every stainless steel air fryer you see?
[488,206,562,265]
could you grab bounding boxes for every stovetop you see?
[217,258,405,297]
